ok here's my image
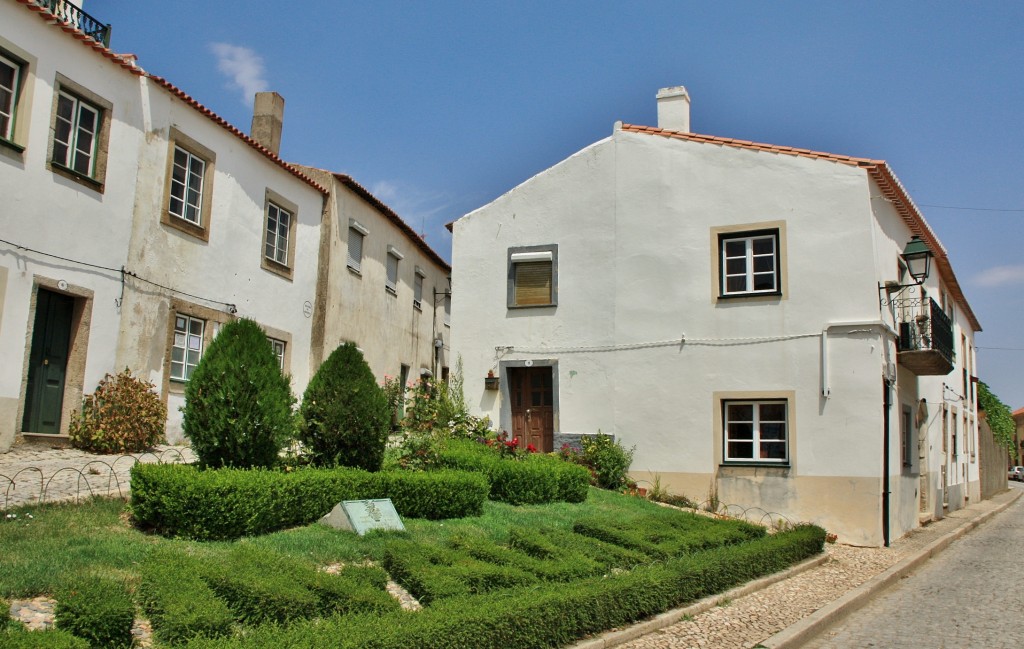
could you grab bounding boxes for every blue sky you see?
[91,1,1024,406]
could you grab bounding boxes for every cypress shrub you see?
[182,318,295,469]
[298,343,389,471]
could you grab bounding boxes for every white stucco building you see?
[0,0,449,449]
[450,86,983,546]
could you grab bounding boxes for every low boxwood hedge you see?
[0,627,89,649]
[141,544,399,644]
[184,524,826,648]
[130,463,489,540]
[438,439,590,505]
[54,576,134,649]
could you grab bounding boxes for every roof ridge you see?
[619,123,885,167]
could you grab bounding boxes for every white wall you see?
[452,124,955,545]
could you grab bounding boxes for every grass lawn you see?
[0,487,656,598]
[1,489,823,648]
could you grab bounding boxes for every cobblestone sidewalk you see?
[575,485,1022,649]
[0,443,194,509]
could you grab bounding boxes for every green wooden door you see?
[22,289,75,434]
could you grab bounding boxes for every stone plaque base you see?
[319,499,405,535]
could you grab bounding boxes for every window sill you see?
[347,265,362,277]
[717,291,783,300]
[161,211,209,242]
[719,461,791,469]
[507,303,556,310]
[386,286,397,296]
[0,136,25,153]
[261,256,294,281]
[50,161,104,192]
[413,302,422,312]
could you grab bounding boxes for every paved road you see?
[804,483,1024,649]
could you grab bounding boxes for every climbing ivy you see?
[977,381,1016,459]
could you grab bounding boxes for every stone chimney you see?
[251,91,285,155]
[656,86,690,132]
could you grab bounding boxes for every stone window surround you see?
[160,126,217,242]
[710,220,788,303]
[17,277,94,439]
[0,38,36,158]
[507,243,558,309]
[713,390,796,472]
[162,299,232,398]
[46,73,112,192]
[261,188,299,281]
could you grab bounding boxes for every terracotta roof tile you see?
[16,0,326,195]
[147,76,325,194]
[621,122,981,332]
[330,172,451,272]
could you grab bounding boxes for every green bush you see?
[139,547,234,645]
[582,433,635,490]
[183,525,826,649]
[0,627,89,649]
[299,343,390,471]
[55,576,134,649]
[437,439,590,505]
[68,368,167,453]
[183,318,295,469]
[130,463,487,540]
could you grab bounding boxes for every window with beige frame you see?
[714,390,795,467]
[261,189,298,280]
[0,39,33,160]
[386,245,403,295]
[47,74,112,190]
[0,50,24,147]
[710,221,787,301]
[163,300,230,396]
[161,127,216,241]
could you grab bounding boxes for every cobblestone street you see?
[803,484,1024,649]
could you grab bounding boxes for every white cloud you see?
[974,265,1024,288]
[209,43,268,105]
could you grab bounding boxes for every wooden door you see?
[23,289,75,434]
[508,366,554,452]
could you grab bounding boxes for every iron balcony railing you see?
[894,296,955,365]
[34,0,111,47]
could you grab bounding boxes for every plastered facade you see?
[0,2,449,449]
[452,114,981,546]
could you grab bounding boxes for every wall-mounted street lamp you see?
[900,236,932,286]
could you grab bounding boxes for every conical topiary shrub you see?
[298,343,389,470]
[182,318,294,469]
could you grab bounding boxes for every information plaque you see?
[318,499,405,535]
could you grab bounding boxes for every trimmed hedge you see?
[0,627,89,649]
[55,576,134,649]
[438,439,590,505]
[141,545,398,644]
[139,547,234,645]
[130,463,489,540]
[184,524,826,648]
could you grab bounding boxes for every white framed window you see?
[413,267,424,310]
[347,219,367,273]
[53,90,99,177]
[507,244,557,308]
[719,230,780,296]
[170,314,205,381]
[386,245,403,295]
[265,201,291,265]
[723,400,788,463]
[0,52,21,142]
[444,293,451,327]
[169,145,206,225]
[268,337,286,371]
[901,404,913,468]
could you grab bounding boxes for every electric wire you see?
[0,237,237,312]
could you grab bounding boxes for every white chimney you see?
[656,86,690,132]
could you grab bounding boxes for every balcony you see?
[894,297,955,375]
[34,0,111,47]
